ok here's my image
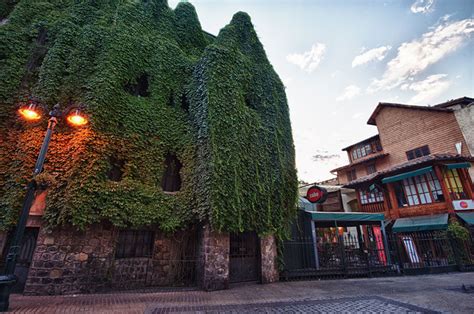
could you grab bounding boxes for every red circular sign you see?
[460,201,468,209]
[306,185,328,204]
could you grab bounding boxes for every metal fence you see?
[281,229,394,280]
[282,229,474,280]
[387,231,456,274]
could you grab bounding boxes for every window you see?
[393,171,443,207]
[161,153,182,192]
[406,145,430,160]
[366,164,376,175]
[359,187,384,204]
[116,230,154,258]
[351,143,373,161]
[107,156,125,182]
[124,73,150,97]
[444,169,466,200]
[346,169,357,182]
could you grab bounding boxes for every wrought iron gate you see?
[282,225,393,279]
[229,232,260,283]
[12,227,39,292]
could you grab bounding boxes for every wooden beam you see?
[458,168,473,199]
[386,183,400,219]
[434,165,454,213]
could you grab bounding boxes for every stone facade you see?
[24,224,116,295]
[260,235,279,284]
[197,224,230,291]
[8,220,279,295]
[22,224,199,295]
[111,229,197,290]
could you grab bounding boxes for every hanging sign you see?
[306,185,328,204]
[453,200,474,210]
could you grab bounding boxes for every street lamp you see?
[0,100,88,311]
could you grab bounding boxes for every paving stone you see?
[8,272,474,313]
[150,297,438,313]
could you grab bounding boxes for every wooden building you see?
[331,97,474,231]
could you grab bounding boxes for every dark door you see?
[12,227,39,293]
[229,232,260,283]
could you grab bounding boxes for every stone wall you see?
[197,224,229,291]
[22,222,280,295]
[111,229,198,290]
[23,224,199,295]
[24,223,116,295]
[260,235,279,284]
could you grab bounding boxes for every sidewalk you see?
[8,272,474,313]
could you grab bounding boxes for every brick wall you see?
[337,107,470,185]
[375,107,469,167]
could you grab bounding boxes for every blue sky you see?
[170,0,474,182]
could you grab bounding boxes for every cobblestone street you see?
[7,272,474,313]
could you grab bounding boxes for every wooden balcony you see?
[359,201,385,213]
[397,202,448,218]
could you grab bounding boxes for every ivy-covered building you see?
[0,1,297,295]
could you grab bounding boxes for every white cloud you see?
[410,0,434,14]
[368,18,474,93]
[352,112,364,119]
[406,74,451,104]
[286,43,326,72]
[352,45,392,67]
[336,85,361,102]
[330,70,340,78]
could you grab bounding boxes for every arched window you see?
[161,153,182,192]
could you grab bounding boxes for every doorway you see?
[229,232,260,283]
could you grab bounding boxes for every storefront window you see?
[444,169,466,200]
[394,171,443,207]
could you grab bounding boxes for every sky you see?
[169,0,474,183]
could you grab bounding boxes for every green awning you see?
[382,166,433,184]
[392,214,448,233]
[445,162,471,170]
[457,212,474,226]
[306,211,384,222]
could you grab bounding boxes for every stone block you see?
[44,236,55,245]
[50,268,63,279]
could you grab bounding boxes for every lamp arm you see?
[33,117,57,175]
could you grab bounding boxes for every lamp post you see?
[0,101,88,311]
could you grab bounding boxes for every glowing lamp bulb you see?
[67,110,88,126]
[18,104,41,121]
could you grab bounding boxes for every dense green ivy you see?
[0,0,297,237]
